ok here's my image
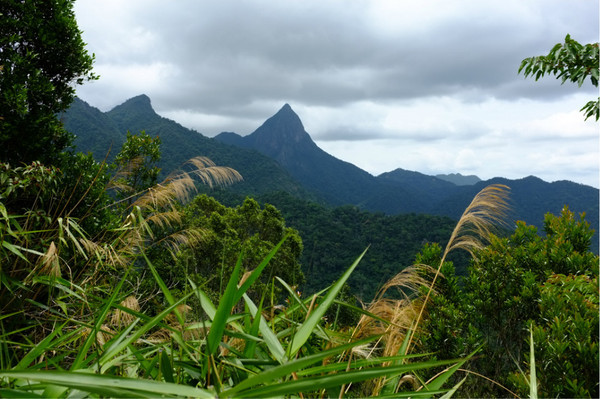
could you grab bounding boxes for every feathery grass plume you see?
[104,156,240,262]
[184,156,243,188]
[347,184,509,396]
[354,264,434,353]
[349,264,434,396]
[35,241,61,279]
[110,295,140,328]
[405,183,510,355]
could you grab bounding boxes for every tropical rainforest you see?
[0,1,598,398]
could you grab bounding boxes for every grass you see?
[1,160,510,397]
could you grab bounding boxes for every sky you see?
[73,0,599,188]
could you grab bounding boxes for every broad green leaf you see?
[243,293,285,362]
[221,335,379,397]
[243,297,263,359]
[288,247,368,358]
[440,376,467,399]
[207,251,242,356]
[160,350,174,383]
[2,241,28,262]
[236,358,460,398]
[0,370,215,398]
[0,388,44,398]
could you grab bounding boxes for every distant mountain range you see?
[63,95,599,244]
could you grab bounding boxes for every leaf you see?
[439,376,467,399]
[234,358,461,398]
[243,298,263,359]
[287,247,368,358]
[2,241,29,262]
[141,250,184,325]
[242,293,286,363]
[529,326,538,399]
[0,370,214,398]
[98,293,195,367]
[14,323,65,370]
[221,335,380,397]
[71,268,130,370]
[160,350,174,383]
[207,251,242,356]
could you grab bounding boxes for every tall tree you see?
[0,0,97,165]
[519,35,599,121]
[112,131,162,205]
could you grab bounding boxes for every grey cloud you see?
[81,0,598,118]
[72,0,599,189]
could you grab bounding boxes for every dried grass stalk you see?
[110,295,140,328]
[406,184,510,354]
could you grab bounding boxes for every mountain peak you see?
[108,94,159,124]
[120,94,152,109]
[279,103,293,112]
[249,103,309,145]
[269,103,303,129]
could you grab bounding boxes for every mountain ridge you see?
[65,97,316,200]
[64,95,599,246]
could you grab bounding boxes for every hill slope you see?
[64,96,314,199]
[216,104,391,206]
[215,103,598,238]
[66,96,599,249]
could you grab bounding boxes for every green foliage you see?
[0,161,59,210]
[253,191,461,301]
[113,131,161,203]
[419,207,599,397]
[183,195,304,303]
[525,273,598,398]
[0,0,97,164]
[519,34,599,121]
[0,230,467,397]
[58,152,115,235]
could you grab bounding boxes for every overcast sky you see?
[73,0,599,187]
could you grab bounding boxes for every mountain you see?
[65,96,599,250]
[431,176,599,226]
[215,103,598,242]
[436,173,481,185]
[216,104,390,207]
[63,96,314,199]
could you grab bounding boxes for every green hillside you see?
[64,96,315,199]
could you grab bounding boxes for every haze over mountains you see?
[63,94,599,238]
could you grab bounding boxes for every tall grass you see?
[1,160,509,397]
[350,184,510,396]
[0,241,467,398]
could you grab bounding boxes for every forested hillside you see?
[66,96,315,200]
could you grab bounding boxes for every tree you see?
[170,195,305,306]
[519,34,599,121]
[112,131,161,205]
[418,208,599,397]
[0,0,97,165]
